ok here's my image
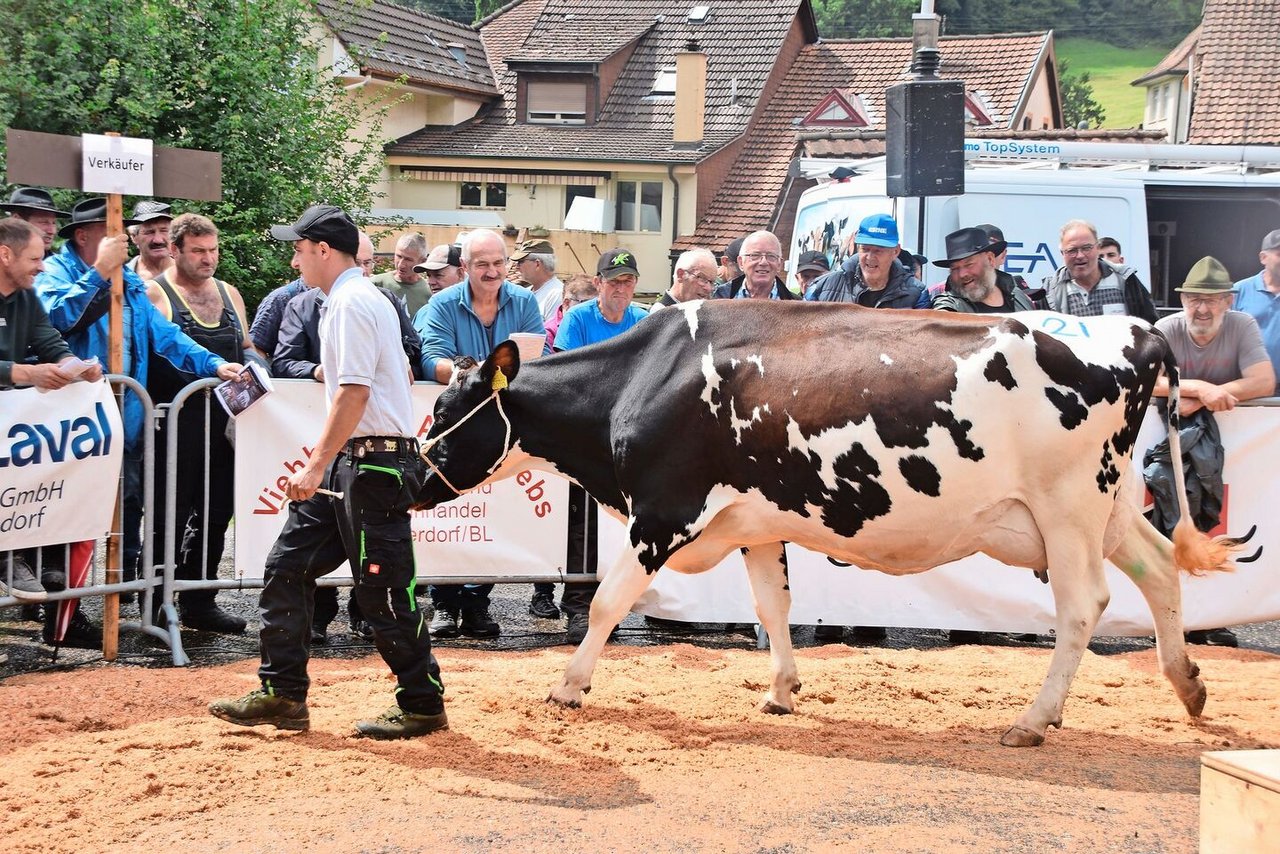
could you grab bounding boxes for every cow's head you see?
[415,340,522,510]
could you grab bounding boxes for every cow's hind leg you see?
[1108,506,1206,717]
[1004,530,1110,747]
[742,542,800,714]
[547,545,653,708]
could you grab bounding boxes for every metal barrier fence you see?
[4,375,597,666]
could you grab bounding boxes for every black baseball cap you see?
[270,205,360,257]
[796,250,830,275]
[597,248,639,279]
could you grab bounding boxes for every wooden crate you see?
[1200,749,1280,853]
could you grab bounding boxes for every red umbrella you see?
[52,540,96,644]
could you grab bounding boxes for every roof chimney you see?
[674,38,707,146]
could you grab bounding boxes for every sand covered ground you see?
[2,636,1277,853]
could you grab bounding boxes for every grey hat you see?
[1262,229,1280,252]
[1,187,70,217]
[131,200,173,223]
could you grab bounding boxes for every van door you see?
[789,184,892,291]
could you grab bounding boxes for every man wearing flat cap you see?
[1150,256,1274,648]
[2,187,70,255]
[1232,228,1280,394]
[510,238,563,322]
[127,200,174,283]
[930,226,1036,313]
[35,198,242,608]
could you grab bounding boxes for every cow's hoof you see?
[1182,683,1207,718]
[546,689,583,709]
[759,700,793,715]
[999,724,1045,747]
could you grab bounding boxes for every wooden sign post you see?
[6,128,221,660]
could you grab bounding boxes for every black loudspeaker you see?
[885,79,965,197]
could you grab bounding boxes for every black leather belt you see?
[345,436,418,457]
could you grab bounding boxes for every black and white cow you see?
[417,300,1243,746]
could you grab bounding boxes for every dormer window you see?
[650,67,677,97]
[527,80,588,124]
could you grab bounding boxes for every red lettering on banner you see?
[252,446,316,515]
[517,470,554,519]
[416,414,434,438]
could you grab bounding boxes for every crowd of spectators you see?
[4,184,1278,653]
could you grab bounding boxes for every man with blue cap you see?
[805,212,924,308]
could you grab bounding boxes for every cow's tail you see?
[1160,346,1240,576]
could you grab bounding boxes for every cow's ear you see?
[481,340,521,390]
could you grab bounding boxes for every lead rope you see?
[419,370,513,496]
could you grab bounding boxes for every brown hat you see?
[510,238,554,260]
[1175,256,1237,294]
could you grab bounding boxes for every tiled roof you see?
[388,0,808,164]
[1189,0,1280,144]
[314,0,497,98]
[675,32,1054,251]
[799,127,1167,159]
[1131,25,1199,85]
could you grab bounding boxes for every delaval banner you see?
[628,405,1280,635]
[234,381,568,580]
[0,381,123,550]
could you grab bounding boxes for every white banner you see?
[629,405,1280,635]
[0,381,123,550]
[233,381,567,580]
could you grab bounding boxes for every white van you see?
[788,139,1280,309]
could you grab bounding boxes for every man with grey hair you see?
[510,238,563,322]
[416,229,547,639]
[1043,219,1156,322]
[650,248,717,312]
[710,231,798,301]
[372,232,430,318]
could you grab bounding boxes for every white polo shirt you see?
[319,266,415,438]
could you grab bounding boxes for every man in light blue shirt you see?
[1232,228,1280,395]
[551,248,648,644]
[415,230,547,639]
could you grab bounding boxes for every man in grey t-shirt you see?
[1151,256,1274,649]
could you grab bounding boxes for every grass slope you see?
[1056,37,1171,129]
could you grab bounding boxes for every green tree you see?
[1058,60,1106,129]
[0,0,400,309]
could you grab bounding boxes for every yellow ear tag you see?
[490,367,508,391]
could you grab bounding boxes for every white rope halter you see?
[419,377,513,496]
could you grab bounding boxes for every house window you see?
[565,185,596,218]
[616,180,662,232]
[460,181,507,208]
[650,68,677,96]
[527,81,587,124]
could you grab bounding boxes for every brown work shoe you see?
[209,689,309,731]
[354,706,448,740]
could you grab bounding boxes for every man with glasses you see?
[372,232,430,318]
[1149,256,1273,648]
[805,213,923,308]
[650,248,717,312]
[1043,219,1156,323]
[711,231,798,301]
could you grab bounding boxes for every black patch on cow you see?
[1000,317,1031,338]
[983,352,1017,390]
[1044,387,1089,429]
[899,455,941,497]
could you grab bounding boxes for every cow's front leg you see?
[1003,534,1109,746]
[547,546,653,708]
[742,542,800,714]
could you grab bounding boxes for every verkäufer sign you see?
[81,133,154,196]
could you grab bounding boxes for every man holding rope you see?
[209,205,445,739]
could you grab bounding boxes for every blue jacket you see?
[415,280,547,382]
[36,242,227,449]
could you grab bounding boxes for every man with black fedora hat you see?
[2,187,70,254]
[930,226,1036,313]
[35,197,242,609]
[127,200,174,283]
[1149,256,1273,648]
